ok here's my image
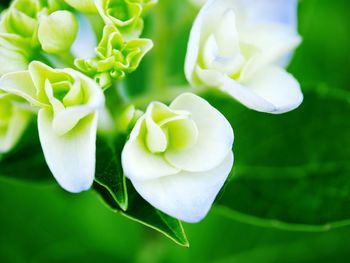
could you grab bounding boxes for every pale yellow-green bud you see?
[64,0,98,13]
[38,10,79,54]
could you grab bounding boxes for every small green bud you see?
[38,10,78,54]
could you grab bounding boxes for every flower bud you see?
[38,10,78,54]
[122,93,234,222]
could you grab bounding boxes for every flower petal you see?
[239,24,301,81]
[38,109,97,193]
[240,0,298,29]
[51,70,105,135]
[122,118,180,181]
[131,151,234,223]
[165,93,233,172]
[185,0,235,85]
[0,71,45,107]
[221,66,303,114]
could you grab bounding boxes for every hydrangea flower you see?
[185,0,303,113]
[0,61,105,193]
[122,93,234,222]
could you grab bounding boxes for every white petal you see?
[132,151,234,223]
[0,71,46,107]
[145,115,168,153]
[239,24,301,81]
[38,109,98,193]
[122,118,180,181]
[221,67,303,114]
[196,65,226,87]
[240,0,298,29]
[165,93,233,172]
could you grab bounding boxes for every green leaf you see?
[95,135,128,211]
[289,0,350,91]
[0,122,52,182]
[95,182,189,247]
[205,88,350,231]
[94,133,189,247]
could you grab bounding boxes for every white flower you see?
[185,0,303,113]
[0,91,31,154]
[0,61,105,193]
[122,93,234,222]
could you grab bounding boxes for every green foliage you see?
[0,0,350,261]
[207,89,350,230]
[0,121,52,182]
[95,135,128,210]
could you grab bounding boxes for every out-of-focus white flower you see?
[185,0,303,114]
[0,90,31,154]
[122,93,234,222]
[0,61,104,193]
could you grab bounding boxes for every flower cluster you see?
[0,0,302,224]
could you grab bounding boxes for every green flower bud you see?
[38,10,78,54]
[75,25,153,88]
[64,0,98,13]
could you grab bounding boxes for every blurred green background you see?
[1,0,350,262]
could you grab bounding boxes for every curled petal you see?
[122,118,180,181]
[221,67,303,114]
[0,71,46,107]
[132,152,234,223]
